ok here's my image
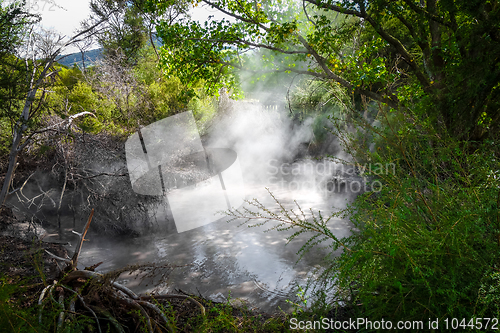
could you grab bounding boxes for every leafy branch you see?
[224,187,353,258]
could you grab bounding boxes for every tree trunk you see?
[0,136,21,205]
[0,91,35,205]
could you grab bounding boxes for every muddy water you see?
[71,184,354,313]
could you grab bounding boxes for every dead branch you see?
[38,283,53,324]
[68,289,77,321]
[44,249,71,264]
[70,171,129,181]
[8,172,35,196]
[37,208,205,333]
[70,208,94,269]
[111,281,139,300]
[61,286,102,333]
[38,283,56,324]
[57,287,65,329]
[137,300,175,333]
[57,146,68,232]
[19,112,96,152]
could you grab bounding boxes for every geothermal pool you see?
[72,182,353,312]
[14,106,357,312]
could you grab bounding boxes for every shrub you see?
[331,105,500,326]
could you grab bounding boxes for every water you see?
[12,106,356,312]
[69,183,354,312]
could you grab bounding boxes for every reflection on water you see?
[73,183,353,313]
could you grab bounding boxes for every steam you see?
[205,97,354,212]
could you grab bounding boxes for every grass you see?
[0,275,346,332]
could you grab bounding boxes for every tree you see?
[0,0,37,52]
[84,0,190,65]
[155,0,500,140]
[0,10,107,205]
[0,1,39,152]
[73,0,205,130]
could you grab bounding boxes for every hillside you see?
[57,48,102,68]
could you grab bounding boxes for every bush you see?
[329,105,500,327]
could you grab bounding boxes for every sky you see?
[36,0,92,36]
[25,0,92,53]
[27,0,229,54]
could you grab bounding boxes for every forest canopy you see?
[155,0,500,140]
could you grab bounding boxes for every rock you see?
[208,292,228,303]
[0,206,47,240]
[1,221,47,240]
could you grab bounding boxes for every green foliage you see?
[44,44,207,136]
[157,19,244,96]
[168,294,292,332]
[0,0,39,53]
[88,0,190,66]
[0,1,40,154]
[0,277,37,332]
[154,0,500,140]
[0,116,12,155]
[0,276,96,333]
[284,78,347,150]
[0,53,26,121]
[343,106,500,326]
[188,86,217,135]
[477,270,500,318]
[329,106,500,324]
[89,0,148,65]
[55,65,83,89]
[45,77,115,134]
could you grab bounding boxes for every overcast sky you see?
[37,0,92,36]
